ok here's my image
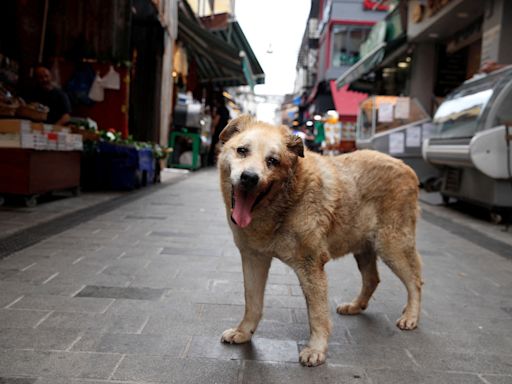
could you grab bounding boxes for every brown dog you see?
[217,115,422,367]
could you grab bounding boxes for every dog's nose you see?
[240,171,259,189]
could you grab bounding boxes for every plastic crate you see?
[81,142,154,190]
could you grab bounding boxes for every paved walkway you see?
[0,169,511,383]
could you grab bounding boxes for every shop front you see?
[0,0,175,203]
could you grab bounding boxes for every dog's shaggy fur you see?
[217,115,422,366]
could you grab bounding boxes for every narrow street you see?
[0,169,511,383]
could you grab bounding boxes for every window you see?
[332,25,371,67]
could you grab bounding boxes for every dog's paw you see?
[220,328,252,344]
[299,347,326,367]
[336,302,364,315]
[396,314,418,330]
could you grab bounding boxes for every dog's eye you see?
[237,147,248,157]
[266,157,279,167]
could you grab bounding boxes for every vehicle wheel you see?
[71,186,81,197]
[24,195,38,208]
[490,212,503,224]
[441,194,451,205]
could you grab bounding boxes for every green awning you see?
[178,5,248,86]
[210,21,265,87]
[335,42,386,90]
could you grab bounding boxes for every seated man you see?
[24,65,71,125]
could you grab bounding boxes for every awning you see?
[329,80,367,117]
[203,14,265,88]
[334,42,386,90]
[178,5,249,86]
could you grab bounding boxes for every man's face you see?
[35,67,53,90]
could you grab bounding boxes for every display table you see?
[0,148,81,206]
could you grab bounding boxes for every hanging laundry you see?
[88,72,104,102]
[102,65,121,90]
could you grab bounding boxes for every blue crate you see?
[91,142,155,190]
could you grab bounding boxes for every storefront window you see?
[331,25,370,67]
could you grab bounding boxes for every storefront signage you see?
[389,132,405,154]
[406,126,421,147]
[412,0,451,24]
[363,0,389,12]
[394,97,410,119]
[378,102,394,123]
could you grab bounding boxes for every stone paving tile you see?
[0,328,81,350]
[242,360,369,384]
[322,344,419,371]
[0,268,19,280]
[187,336,299,363]
[200,303,293,323]
[0,378,37,384]
[481,375,512,384]
[37,311,148,334]
[0,309,50,329]
[0,292,24,308]
[72,332,190,356]
[75,285,165,301]
[112,355,240,383]
[10,295,114,313]
[365,368,484,384]
[407,348,512,374]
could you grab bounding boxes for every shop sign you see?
[363,0,390,12]
[394,97,410,119]
[389,131,405,154]
[406,125,421,147]
[378,102,394,123]
[412,0,451,24]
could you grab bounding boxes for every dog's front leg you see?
[296,259,332,367]
[221,251,271,344]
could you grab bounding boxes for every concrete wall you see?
[409,43,436,115]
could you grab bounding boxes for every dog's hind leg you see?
[378,233,422,330]
[221,252,271,344]
[337,250,379,315]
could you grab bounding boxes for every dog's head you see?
[218,115,304,228]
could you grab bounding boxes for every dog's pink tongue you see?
[232,189,258,228]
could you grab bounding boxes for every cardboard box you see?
[33,132,48,150]
[21,133,35,149]
[0,119,31,134]
[0,133,21,148]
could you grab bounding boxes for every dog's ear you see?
[287,134,305,158]
[219,115,254,144]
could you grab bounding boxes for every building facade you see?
[294,0,388,122]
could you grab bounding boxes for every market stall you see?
[356,95,439,186]
[422,66,512,219]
